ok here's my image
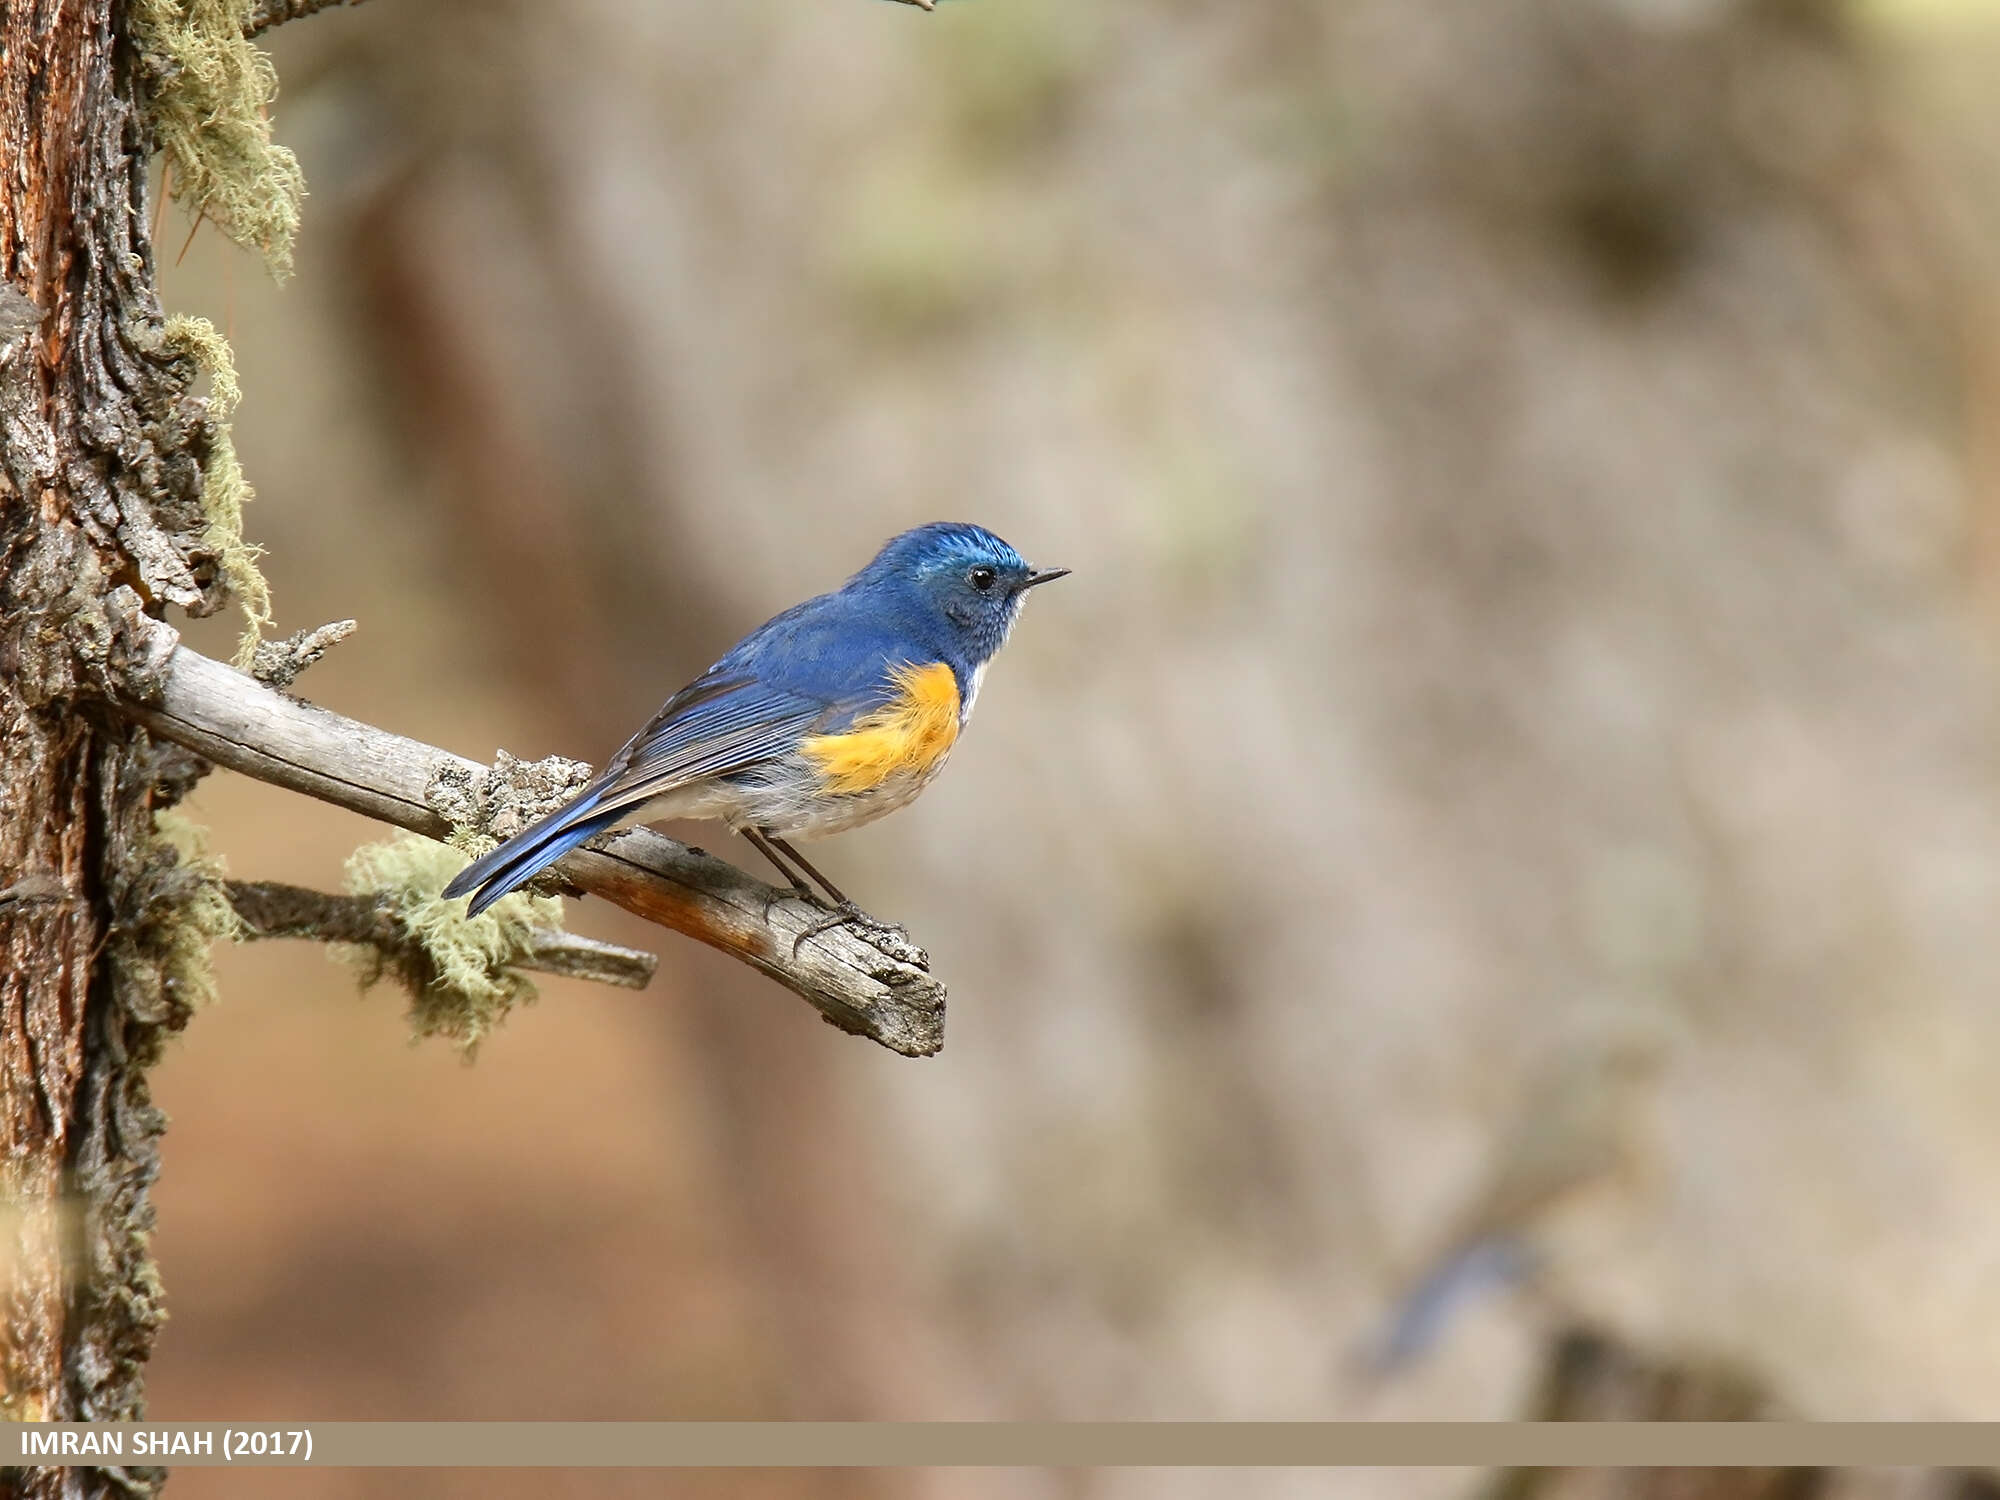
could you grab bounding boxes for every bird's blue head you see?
[848,522,1069,667]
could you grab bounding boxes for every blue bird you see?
[443,522,1068,919]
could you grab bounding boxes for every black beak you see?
[1021,567,1070,590]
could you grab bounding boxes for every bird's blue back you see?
[719,580,965,704]
[720,521,1026,698]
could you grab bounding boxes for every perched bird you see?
[443,522,1068,920]
[1354,1006,1677,1376]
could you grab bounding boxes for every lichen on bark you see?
[159,316,271,667]
[339,835,562,1056]
[126,0,305,278]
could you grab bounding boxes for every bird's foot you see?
[760,879,817,922]
[791,900,867,956]
[789,900,917,958]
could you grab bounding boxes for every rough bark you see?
[0,0,226,1486]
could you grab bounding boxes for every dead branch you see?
[242,0,366,38]
[225,878,659,990]
[249,619,357,689]
[114,618,947,1057]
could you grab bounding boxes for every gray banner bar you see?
[9,1423,2000,1468]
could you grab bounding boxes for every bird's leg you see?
[760,835,894,955]
[740,827,816,910]
[767,835,853,908]
[741,830,892,956]
[741,829,869,952]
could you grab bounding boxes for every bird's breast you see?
[799,660,962,799]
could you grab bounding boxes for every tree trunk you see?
[1,0,229,1488]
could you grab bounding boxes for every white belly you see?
[629,749,953,840]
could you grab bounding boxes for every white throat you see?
[962,592,1028,724]
[961,661,988,724]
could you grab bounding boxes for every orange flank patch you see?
[802,661,961,796]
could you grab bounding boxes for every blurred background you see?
[140,0,2000,1494]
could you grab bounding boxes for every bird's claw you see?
[791,900,867,956]
[760,880,816,922]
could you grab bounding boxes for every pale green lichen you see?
[130,0,296,659]
[149,810,246,1015]
[130,0,305,277]
[162,314,271,669]
[340,836,563,1057]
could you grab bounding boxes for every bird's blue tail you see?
[441,787,625,917]
[1357,1237,1536,1376]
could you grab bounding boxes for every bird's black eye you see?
[968,566,997,592]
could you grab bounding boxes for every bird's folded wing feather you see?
[587,669,881,811]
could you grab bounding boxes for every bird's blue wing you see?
[591,669,852,807]
[443,591,934,916]
[442,676,844,914]
[598,586,951,797]
[604,585,960,800]
[443,663,895,916]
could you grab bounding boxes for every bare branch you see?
[249,618,356,689]
[242,0,366,38]
[225,878,659,990]
[113,619,947,1056]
